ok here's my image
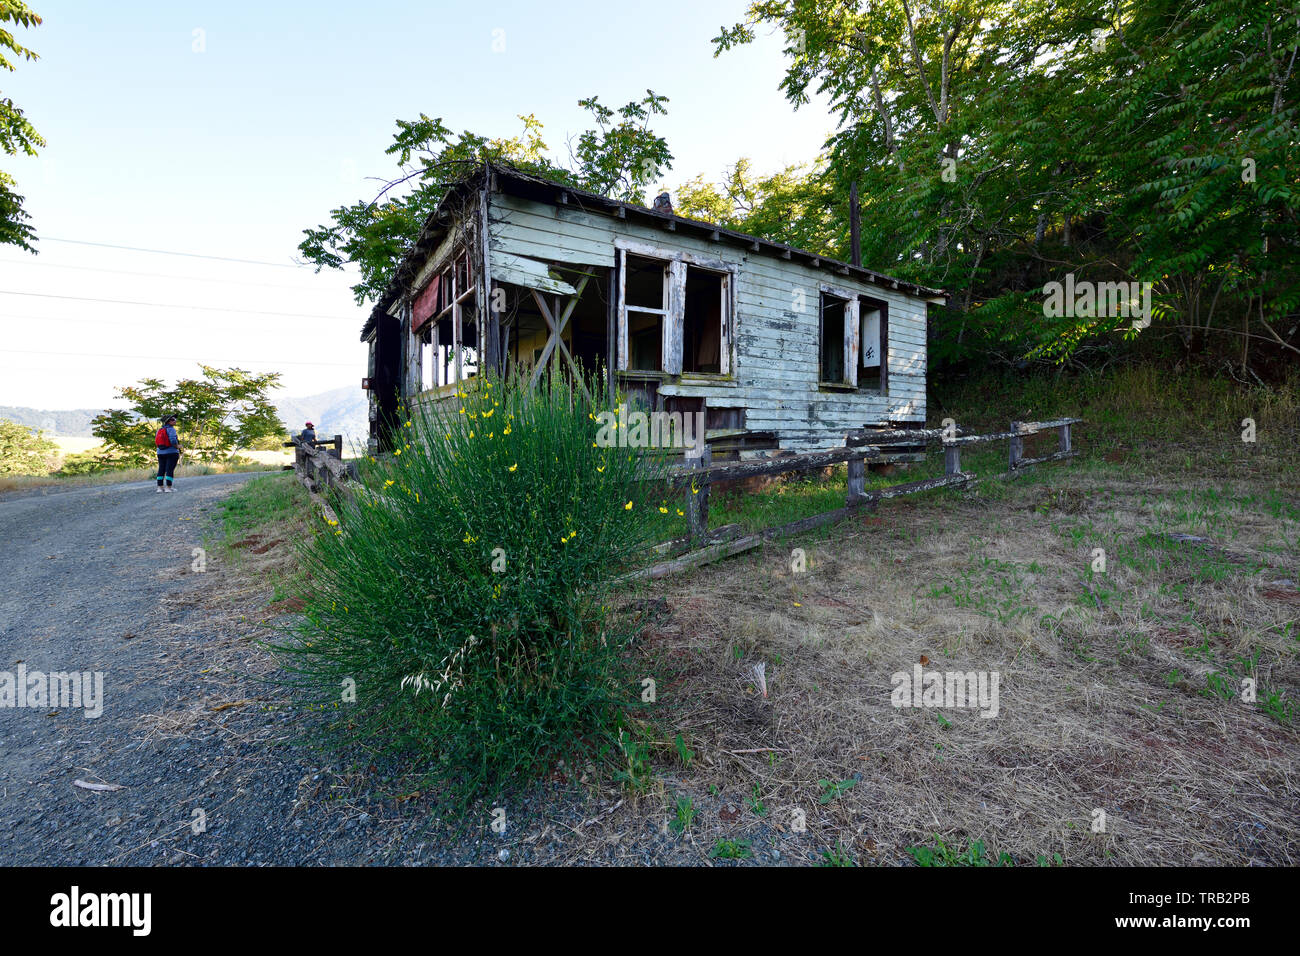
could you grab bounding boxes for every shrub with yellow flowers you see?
[276,368,669,810]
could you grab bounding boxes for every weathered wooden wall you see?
[487,191,929,452]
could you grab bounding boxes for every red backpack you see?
[155,426,171,448]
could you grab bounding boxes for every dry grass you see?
[628,427,1299,865]
[0,460,273,496]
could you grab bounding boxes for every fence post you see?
[846,454,866,504]
[944,442,962,476]
[1009,421,1023,471]
[332,434,343,459]
[685,445,711,546]
[1058,421,1072,455]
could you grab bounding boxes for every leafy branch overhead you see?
[0,0,45,251]
[298,92,673,305]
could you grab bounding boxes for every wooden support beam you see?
[529,277,592,399]
[1009,421,1023,470]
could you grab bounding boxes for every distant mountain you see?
[0,406,100,437]
[0,386,370,451]
[274,386,369,451]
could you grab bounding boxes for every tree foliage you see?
[0,0,43,251]
[92,365,286,464]
[712,0,1299,374]
[0,417,56,475]
[299,92,673,304]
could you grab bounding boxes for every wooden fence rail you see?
[637,418,1082,578]
[285,435,357,519]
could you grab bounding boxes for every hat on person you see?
[163,415,178,424]
[305,421,314,427]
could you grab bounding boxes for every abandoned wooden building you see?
[359,162,946,456]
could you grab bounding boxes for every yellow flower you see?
[458,407,466,415]
[793,602,802,607]
[624,501,633,510]
[508,463,518,472]
[596,464,605,473]
[658,506,668,514]
[488,432,494,439]
[395,449,401,456]
[482,408,494,418]
[404,420,412,428]
[384,479,395,487]
[676,508,684,516]
[469,431,474,438]
[415,492,420,503]
[462,532,477,544]
[503,425,511,435]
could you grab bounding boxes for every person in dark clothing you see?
[156,415,182,493]
[299,421,316,445]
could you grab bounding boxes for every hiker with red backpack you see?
[155,415,182,493]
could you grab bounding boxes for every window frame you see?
[615,239,734,379]
[413,245,478,393]
[857,295,889,395]
[818,284,859,389]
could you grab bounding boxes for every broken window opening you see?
[416,246,478,389]
[624,254,669,372]
[819,292,850,385]
[858,297,888,393]
[682,266,726,375]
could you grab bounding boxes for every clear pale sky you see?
[0,0,835,414]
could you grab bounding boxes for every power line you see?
[0,290,364,321]
[0,314,317,332]
[38,237,315,269]
[0,347,358,368]
[0,257,357,292]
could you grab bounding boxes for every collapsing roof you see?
[360,161,943,341]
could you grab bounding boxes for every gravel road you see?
[0,473,795,866]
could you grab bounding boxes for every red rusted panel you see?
[411,274,440,333]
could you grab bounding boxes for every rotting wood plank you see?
[661,445,881,485]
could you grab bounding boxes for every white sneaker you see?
[156,485,163,493]
[164,486,173,493]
